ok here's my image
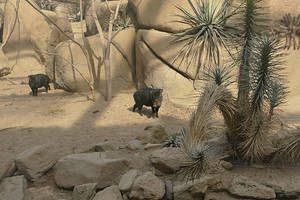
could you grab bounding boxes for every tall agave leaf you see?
[173,0,239,79]
[249,34,286,114]
[236,0,268,109]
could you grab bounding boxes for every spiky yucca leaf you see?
[202,64,235,87]
[173,0,238,78]
[249,34,286,114]
[273,131,300,164]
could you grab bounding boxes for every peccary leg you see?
[133,104,137,112]
[35,88,38,96]
[155,107,160,118]
[138,105,143,116]
[151,106,156,118]
[48,85,51,90]
[45,86,49,93]
[31,88,35,96]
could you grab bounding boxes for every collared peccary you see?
[133,88,163,118]
[28,74,51,96]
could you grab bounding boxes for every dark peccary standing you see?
[133,88,163,118]
[28,74,51,96]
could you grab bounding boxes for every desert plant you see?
[173,0,239,79]
[163,127,187,147]
[273,13,300,50]
[172,0,289,180]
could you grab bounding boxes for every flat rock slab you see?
[15,144,58,181]
[92,185,123,200]
[0,175,27,200]
[228,175,276,200]
[54,153,131,189]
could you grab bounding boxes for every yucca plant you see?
[172,0,290,180]
[173,0,239,79]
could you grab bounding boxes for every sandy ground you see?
[0,44,300,198]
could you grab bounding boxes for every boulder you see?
[15,144,59,181]
[92,185,123,200]
[54,152,131,189]
[228,175,276,200]
[0,176,27,200]
[128,0,192,33]
[25,186,56,200]
[150,147,186,174]
[119,169,139,192]
[54,27,136,92]
[135,29,198,107]
[130,172,165,200]
[72,183,98,200]
[137,122,168,144]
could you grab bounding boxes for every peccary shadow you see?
[127,106,156,118]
